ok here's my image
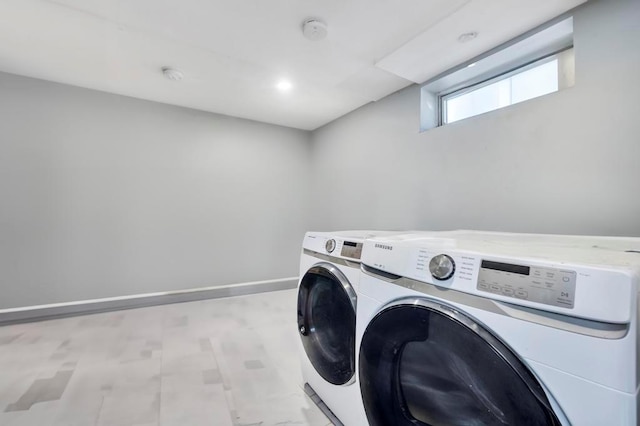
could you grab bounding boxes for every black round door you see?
[297,262,357,385]
[359,298,562,426]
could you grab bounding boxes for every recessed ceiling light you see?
[458,32,478,43]
[162,67,183,81]
[276,80,293,91]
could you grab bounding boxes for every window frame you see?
[419,15,575,132]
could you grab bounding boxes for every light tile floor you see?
[0,289,332,426]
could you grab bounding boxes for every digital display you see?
[341,241,362,259]
[481,260,530,275]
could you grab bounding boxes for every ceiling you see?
[0,0,586,130]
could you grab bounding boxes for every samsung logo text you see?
[375,244,393,251]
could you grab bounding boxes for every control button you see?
[515,290,528,299]
[325,239,336,253]
[429,254,456,281]
[502,288,514,296]
[478,283,489,290]
[562,276,570,282]
[490,284,501,292]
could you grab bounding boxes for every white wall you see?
[310,0,640,237]
[0,72,311,309]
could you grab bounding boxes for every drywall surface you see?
[310,0,640,237]
[0,72,311,309]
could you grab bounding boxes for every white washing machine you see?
[356,231,640,426]
[297,230,397,426]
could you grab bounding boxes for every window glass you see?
[443,58,560,124]
[511,59,558,103]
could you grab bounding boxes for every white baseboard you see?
[0,277,299,325]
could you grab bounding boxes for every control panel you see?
[408,249,577,310]
[363,237,636,323]
[304,234,363,261]
[477,260,576,308]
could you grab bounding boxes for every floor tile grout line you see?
[92,313,117,426]
[157,304,168,426]
[209,332,235,425]
[93,395,105,426]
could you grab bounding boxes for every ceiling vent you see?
[162,67,184,81]
[457,32,478,43]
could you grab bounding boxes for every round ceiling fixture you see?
[276,79,293,91]
[162,67,184,81]
[458,31,478,43]
[302,19,328,41]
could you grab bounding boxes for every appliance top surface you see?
[304,230,406,243]
[369,230,640,270]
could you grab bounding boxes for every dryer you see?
[297,231,395,426]
[356,231,640,426]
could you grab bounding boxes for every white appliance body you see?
[357,232,640,426]
[297,231,383,426]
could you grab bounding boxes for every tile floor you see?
[0,289,332,426]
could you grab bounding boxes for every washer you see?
[356,231,640,426]
[297,231,395,425]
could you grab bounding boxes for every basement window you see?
[420,16,575,131]
[442,50,572,124]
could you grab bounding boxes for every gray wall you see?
[0,72,311,309]
[1,0,638,310]
[310,0,640,237]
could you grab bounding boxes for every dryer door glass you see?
[359,300,561,426]
[297,263,356,385]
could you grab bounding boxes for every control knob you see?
[325,239,336,253]
[429,254,455,281]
